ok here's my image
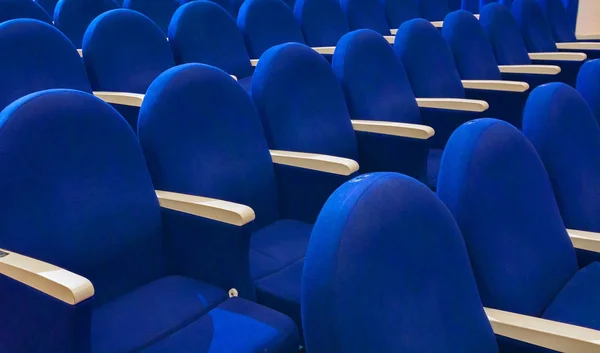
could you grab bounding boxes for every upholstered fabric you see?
[294,0,350,47]
[237,0,305,58]
[479,3,532,65]
[35,0,59,17]
[123,0,179,34]
[339,0,391,35]
[169,1,254,80]
[383,0,420,28]
[537,0,576,42]
[54,0,119,47]
[437,118,579,317]
[461,0,480,12]
[0,0,52,23]
[511,0,557,52]
[427,148,443,188]
[576,59,600,124]
[417,0,450,20]
[302,172,499,352]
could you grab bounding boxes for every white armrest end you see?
[556,42,600,50]
[250,59,258,67]
[567,229,600,253]
[351,120,434,139]
[473,14,480,19]
[498,65,561,75]
[312,46,336,55]
[384,36,395,44]
[416,98,489,112]
[77,49,82,57]
[576,33,600,41]
[93,91,144,107]
[270,150,359,176]
[390,28,397,35]
[461,80,529,92]
[431,21,443,28]
[528,52,587,61]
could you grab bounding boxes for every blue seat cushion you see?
[238,75,252,93]
[140,297,300,352]
[92,275,227,353]
[542,261,600,329]
[250,219,312,281]
[427,148,443,190]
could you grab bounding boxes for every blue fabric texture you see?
[437,118,579,317]
[237,0,306,58]
[479,3,532,65]
[54,0,119,47]
[302,172,499,352]
[294,0,350,47]
[576,59,600,125]
[123,0,179,34]
[537,0,576,42]
[35,0,59,17]
[417,0,450,20]
[0,19,91,111]
[339,0,391,35]
[168,1,254,80]
[511,0,557,52]
[0,0,51,23]
[383,0,420,28]
[561,0,578,31]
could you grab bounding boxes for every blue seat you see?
[537,0,588,43]
[382,0,421,29]
[54,0,119,48]
[0,0,52,24]
[123,0,179,35]
[0,88,299,353]
[168,0,254,91]
[303,172,500,352]
[576,59,600,124]
[138,63,352,337]
[437,117,600,353]
[83,9,175,129]
[417,0,450,21]
[294,0,350,47]
[180,0,241,17]
[339,0,392,35]
[35,0,59,18]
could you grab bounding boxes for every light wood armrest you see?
[77,49,82,57]
[461,80,529,92]
[93,91,144,107]
[0,249,94,305]
[312,46,335,55]
[473,14,480,19]
[498,65,561,75]
[431,21,443,28]
[486,307,600,352]
[351,120,434,139]
[576,33,600,41]
[384,36,395,44]
[567,229,600,253]
[557,42,600,50]
[156,190,255,226]
[529,52,587,61]
[250,59,258,67]
[270,150,359,176]
[390,28,397,35]
[416,98,489,112]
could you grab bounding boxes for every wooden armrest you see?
[390,28,397,35]
[93,91,144,107]
[416,98,489,112]
[0,249,94,305]
[486,307,600,352]
[576,33,600,41]
[250,59,258,67]
[351,120,434,139]
[473,14,480,19]
[384,36,395,44]
[567,229,600,253]
[556,42,600,50]
[155,190,255,226]
[312,46,336,55]
[270,150,359,176]
[461,80,529,92]
[431,21,443,28]
[498,65,561,75]
[77,49,82,57]
[529,52,587,61]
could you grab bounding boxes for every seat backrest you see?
[123,0,179,35]
[35,0,59,18]
[54,0,119,48]
[179,0,240,16]
[437,118,579,317]
[0,0,52,24]
[511,0,557,52]
[500,0,513,6]
[537,0,576,42]
[561,0,577,31]
[340,0,391,35]
[294,0,350,46]
[449,0,461,9]
[0,19,91,111]
[302,172,499,353]
[138,64,279,229]
[383,0,420,29]
[442,10,502,80]
[83,9,175,94]
[577,60,600,126]
[237,0,305,58]
[479,3,532,65]
[417,0,450,20]
[169,1,253,79]
[251,43,359,160]
[523,83,600,233]
[394,18,465,98]
[0,89,165,306]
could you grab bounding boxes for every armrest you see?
[155,190,255,226]
[485,307,600,352]
[0,249,93,305]
[473,14,480,19]
[270,150,359,176]
[390,28,397,35]
[384,36,395,44]
[529,52,587,61]
[230,75,238,81]
[250,59,258,67]
[431,21,443,28]
[93,91,144,107]
[498,65,561,75]
[312,46,335,55]
[77,49,82,57]
[351,120,434,139]
[567,229,600,253]
[461,80,529,92]
[556,42,600,50]
[577,33,600,41]
[416,98,489,112]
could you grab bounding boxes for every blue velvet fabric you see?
[511,0,557,52]
[383,0,420,28]
[302,172,499,352]
[417,0,450,20]
[237,0,305,59]
[480,3,532,65]
[54,0,119,47]
[437,118,579,317]
[123,0,179,35]
[35,0,59,17]
[339,0,391,35]
[0,0,52,23]
[332,29,430,184]
[576,59,600,124]
[449,0,462,10]
[0,19,91,111]
[538,0,576,42]
[168,1,254,80]
[561,0,577,31]
[294,0,350,47]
